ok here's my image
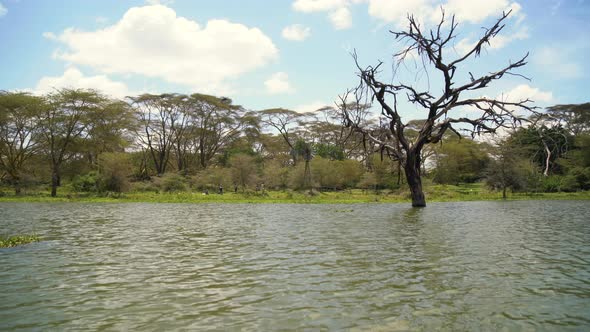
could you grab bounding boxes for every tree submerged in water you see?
[340,9,536,207]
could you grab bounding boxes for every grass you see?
[0,235,41,248]
[1,183,589,204]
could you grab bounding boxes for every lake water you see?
[1,201,589,331]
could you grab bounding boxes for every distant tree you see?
[486,137,539,198]
[129,93,184,176]
[509,125,571,176]
[262,160,290,190]
[293,139,314,192]
[39,89,107,197]
[339,10,535,206]
[433,137,490,184]
[546,102,590,136]
[229,153,258,191]
[259,108,305,165]
[97,152,132,193]
[185,94,249,169]
[85,100,136,164]
[0,92,45,194]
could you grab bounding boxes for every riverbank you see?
[1,184,589,203]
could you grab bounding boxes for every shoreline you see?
[1,190,589,204]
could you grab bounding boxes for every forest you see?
[0,88,588,200]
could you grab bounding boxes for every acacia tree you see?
[130,93,185,175]
[340,10,535,207]
[0,92,45,194]
[39,89,106,197]
[259,108,305,166]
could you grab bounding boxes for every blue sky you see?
[0,0,588,115]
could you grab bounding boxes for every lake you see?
[1,201,589,330]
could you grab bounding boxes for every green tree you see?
[433,137,490,184]
[97,152,132,193]
[0,92,45,194]
[39,89,107,197]
[486,138,540,198]
[229,153,259,191]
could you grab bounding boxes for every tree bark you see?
[404,151,426,207]
[14,179,22,196]
[51,167,59,197]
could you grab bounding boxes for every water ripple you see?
[1,201,589,330]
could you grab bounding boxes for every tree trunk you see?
[303,159,312,193]
[51,167,59,197]
[404,151,426,207]
[14,180,22,196]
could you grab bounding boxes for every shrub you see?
[72,171,99,192]
[160,173,187,192]
[97,153,132,193]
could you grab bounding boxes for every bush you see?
[72,171,99,192]
[97,153,132,193]
[160,173,187,192]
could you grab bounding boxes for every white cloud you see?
[442,0,521,24]
[364,0,522,26]
[367,0,433,24]
[0,3,7,17]
[95,16,109,24]
[42,31,57,40]
[264,72,294,94]
[292,0,348,12]
[329,7,352,29]
[35,67,134,99]
[533,47,583,79]
[292,0,523,31]
[292,0,353,30]
[294,100,332,113]
[455,26,529,54]
[501,84,553,104]
[46,4,278,95]
[282,24,311,41]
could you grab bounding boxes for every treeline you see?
[0,89,588,197]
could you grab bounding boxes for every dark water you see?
[1,201,589,331]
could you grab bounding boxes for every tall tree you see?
[130,93,186,175]
[340,10,535,206]
[39,89,106,197]
[259,108,305,166]
[546,102,590,136]
[188,94,250,169]
[0,92,45,194]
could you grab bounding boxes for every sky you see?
[0,0,588,116]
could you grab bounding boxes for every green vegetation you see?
[1,183,588,204]
[0,234,41,248]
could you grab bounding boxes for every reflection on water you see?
[1,201,589,330]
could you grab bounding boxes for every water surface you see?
[1,201,589,330]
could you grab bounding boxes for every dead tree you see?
[340,10,536,207]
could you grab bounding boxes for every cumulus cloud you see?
[293,0,524,30]
[35,67,134,99]
[292,0,348,12]
[45,4,278,94]
[292,0,354,29]
[264,72,294,94]
[501,84,553,103]
[329,7,352,29]
[533,47,583,79]
[282,24,311,41]
[367,0,522,25]
[455,26,529,54]
[0,3,7,17]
